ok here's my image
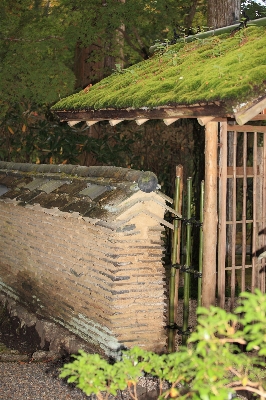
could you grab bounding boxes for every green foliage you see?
[0,103,80,164]
[60,290,266,399]
[242,0,266,19]
[0,1,76,109]
[0,0,208,115]
[0,103,139,166]
[235,289,266,356]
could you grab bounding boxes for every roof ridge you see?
[0,161,158,191]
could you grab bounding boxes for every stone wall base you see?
[0,294,105,357]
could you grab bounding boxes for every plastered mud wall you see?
[0,163,170,357]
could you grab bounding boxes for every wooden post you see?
[217,121,227,308]
[202,121,218,307]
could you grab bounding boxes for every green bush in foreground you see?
[60,289,266,399]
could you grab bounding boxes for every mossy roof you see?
[52,26,266,113]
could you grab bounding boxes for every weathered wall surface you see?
[0,190,167,356]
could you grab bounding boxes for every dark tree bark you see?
[207,0,240,29]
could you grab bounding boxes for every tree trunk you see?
[207,0,240,29]
[73,42,105,89]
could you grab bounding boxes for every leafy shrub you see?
[60,289,266,399]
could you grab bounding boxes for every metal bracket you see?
[172,263,202,278]
[166,215,203,227]
[166,323,192,335]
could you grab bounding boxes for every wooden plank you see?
[235,96,266,125]
[202,121,218,308]
[227,124,266,133]
[217,121,227,308]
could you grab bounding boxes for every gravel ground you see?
[0,360,163,400]
[0,361,90,400]
[0,300,249,400]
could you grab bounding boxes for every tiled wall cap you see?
[138,171,158,193]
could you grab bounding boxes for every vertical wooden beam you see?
[202,121,218,307]
[231,130,237,308]
[252,132,258,293]
[217,121,227,308]
[242,131,247,293]
[261,131,266,293]
[257,135,263,292]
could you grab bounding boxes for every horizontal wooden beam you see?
[226,166,260,177]
[251,114,266,121]
[55,103,229,122]
[227,124,266,133]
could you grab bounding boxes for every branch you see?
[116,27,145,59]
[228,386,266,398]
[132,27,149,59]
[219,338,246,345]
[1,36,64,42]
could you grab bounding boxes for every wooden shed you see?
[52,23,266,309]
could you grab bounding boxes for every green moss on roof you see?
[52,26,266,111]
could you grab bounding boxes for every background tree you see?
[207,0,241,28]
[0,0,265,190]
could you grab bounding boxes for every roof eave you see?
[54,96,266,126]
[54,102,231,123]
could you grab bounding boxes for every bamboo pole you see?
[182,177,192,345]
[198,181,204,307]
[149,17,266,53]
[168,174,181,353]
[218,121,227,308]
[202,121,218,308]
[174,165,183,328]
[242,132,247,293]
